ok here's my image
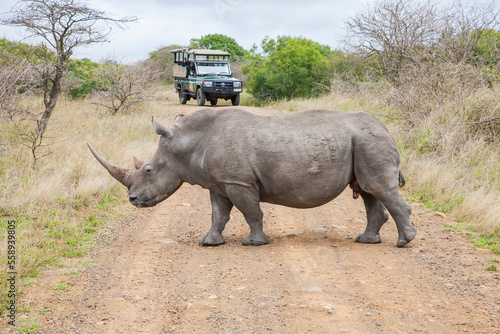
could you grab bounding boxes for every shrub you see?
[243,36,331,101]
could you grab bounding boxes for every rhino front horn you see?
[87,144,131,187]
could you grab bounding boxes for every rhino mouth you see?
[130,194,168,208]
[131,200,157,208]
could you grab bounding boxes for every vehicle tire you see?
[210,99,218,106]
[179,90,187,104]
[231,93,240,106]
[196,88,206,106]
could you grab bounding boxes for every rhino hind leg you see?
[355,192,389,244]
[225,184,270,246]
[200,192,233,246]
[377,189,416,247]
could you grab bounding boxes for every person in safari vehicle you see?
[185,61,196,77]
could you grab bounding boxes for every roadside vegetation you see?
[1,0,500,329]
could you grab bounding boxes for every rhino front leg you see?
[199,191,233,246]
[225,184,270,246]
[355,192,389,244]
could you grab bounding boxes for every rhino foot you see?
[397,225,417,248]
[242,232,270,246]
[355,233,382,244]
[199,232,225,246]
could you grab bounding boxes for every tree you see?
[90,59,162,114]
[243,36,331,100]
[1,0,137,167]
[0,43,42,122]
[190,34,248,61]
[345,0,442,83]
[345,0,500,83]
[148,44,184,83]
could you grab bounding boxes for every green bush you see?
[190,34,248,61]
[243,36,332,101]
[0,38,54,64]
[67,58,102,99]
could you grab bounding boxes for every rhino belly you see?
[259,180,348,208]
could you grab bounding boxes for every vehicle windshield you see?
[196,62,231,75]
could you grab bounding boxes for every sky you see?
[0,0,498,64]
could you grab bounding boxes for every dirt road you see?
[23,104,500,333]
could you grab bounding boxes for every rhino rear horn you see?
[87,144,131,187]
[133,156,145,170]
[152,118,173,139]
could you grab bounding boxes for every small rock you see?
[414,329,423,332]
[365,312,372,316]
[375,322,383,326]
[434,212,446,218]
[444,283,455,287]
[266,262,277,266]
[315,227,327,233]
[411,249,421,254]
[208,295,217,299]
[327,309,336,314]
[158,239,176,244]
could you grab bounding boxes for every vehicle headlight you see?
[233,82,242,88]
[203,81,213,87]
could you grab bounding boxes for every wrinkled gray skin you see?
[89,108,416,247]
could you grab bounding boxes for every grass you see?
[485,265,498,272]
[53,281,68,291]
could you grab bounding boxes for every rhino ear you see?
[133,156,145,170]
[174,114,184,123]
[152,118,173,139]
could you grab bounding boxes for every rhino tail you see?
[398,170,406,187]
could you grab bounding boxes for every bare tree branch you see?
[91,59,163,114]
[344,0,500,83]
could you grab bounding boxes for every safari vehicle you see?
[172,48,243,106]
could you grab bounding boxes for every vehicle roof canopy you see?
[171,48,230,57]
